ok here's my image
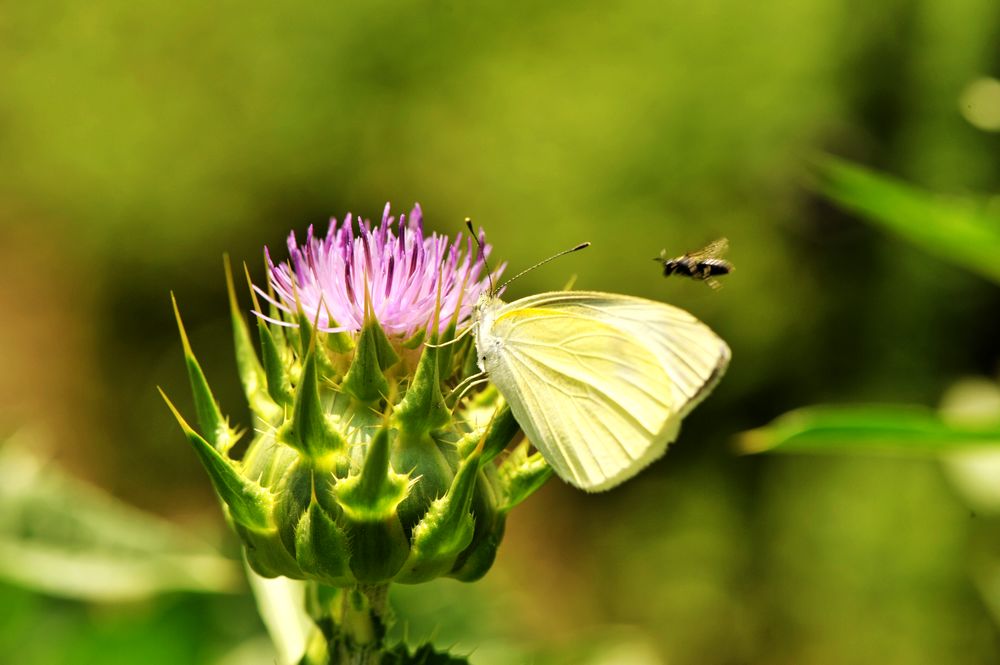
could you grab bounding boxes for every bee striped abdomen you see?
[656,238,733,287]
[662,259,732,279]
[696,259,732,278]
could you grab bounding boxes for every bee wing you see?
[687,237,729,261]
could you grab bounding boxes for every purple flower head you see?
[255,203,500,337]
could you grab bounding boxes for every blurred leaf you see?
[944,448,1000,514]
[815,156,1000,284]
[243,562,311,665]
[938,379,1000,513]
[0,582,262,665]
[214,636,279,665]
[741,404,1000,455]
[971,547,1000,631]
[0,432,240,601]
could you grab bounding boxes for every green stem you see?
[334,584,391,665]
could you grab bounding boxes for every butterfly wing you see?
[479,291,729,491]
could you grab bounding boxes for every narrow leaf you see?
[816,156,1000,284]
[741,404,1000,456]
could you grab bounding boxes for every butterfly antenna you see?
[465,218,495,295]
[497,242,590,292]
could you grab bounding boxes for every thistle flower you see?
[163,203,553,662]
[259,203,493,337]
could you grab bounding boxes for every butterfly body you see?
[474,291,729,491]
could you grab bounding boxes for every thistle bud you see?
[165,204,547,588]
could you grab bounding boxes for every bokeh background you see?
[3,1,1000,663]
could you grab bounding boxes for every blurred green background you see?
[3,0,1000,663]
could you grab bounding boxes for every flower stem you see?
[332,584,391,665]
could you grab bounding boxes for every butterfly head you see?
[473,292,502,336]
[472,292,505,371]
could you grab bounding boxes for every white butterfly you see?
[474,291,730,491]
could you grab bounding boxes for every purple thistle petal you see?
[256,203,501,337]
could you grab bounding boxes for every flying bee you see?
[655,237,733,290]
